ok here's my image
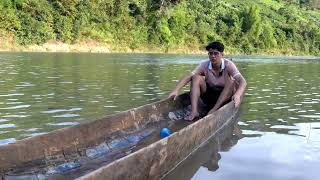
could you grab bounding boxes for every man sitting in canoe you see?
[168,41,247,121]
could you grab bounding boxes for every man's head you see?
[206,41,224,52]
[206,41,224,64]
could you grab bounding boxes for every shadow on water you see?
[163,123,243,180]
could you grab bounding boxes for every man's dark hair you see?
[205,41,224,52]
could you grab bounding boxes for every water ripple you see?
[16,82,35,87]
[273,106,290,110]
[289,117,299,120]
[0,93,24,97]
[60,81,73,84]
[3,114,29,118]
[130,91,145,94]
[298,115,320,119]
[0,105,31,110]
[301,101,318,104]
[0,138,16,145]
[47,122,80,126]
[28,72,39,75]
[52,114,80,118]
[0,124,16,129]
[104,105,117,108]
[23,132,47,137]
[249,101,268,104]
[41,108,82,114]
[6,102,23,105]
[0,119,8,122]
[261,89,272,92]
[24,128,40,132]
[270,125,298,130]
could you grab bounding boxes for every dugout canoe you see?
[0,93,240,180]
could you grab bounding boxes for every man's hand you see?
[208,107,218,115]
[168,73,193,101]
[233,93,241,107]
[168,90,179,100]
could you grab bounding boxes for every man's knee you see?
[192,75,206,88]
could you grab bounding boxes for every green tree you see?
[0,0,20,32]
[15,0,55,45]
[261,21,277,49]
[241,4,263,48]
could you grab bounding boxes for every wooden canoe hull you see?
[0,94,189,170]
[0,93,239,179]
[78,98,239,180]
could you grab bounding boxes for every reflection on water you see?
[200,131,320,180]
[163,125,242,180]
[0,53,319,180]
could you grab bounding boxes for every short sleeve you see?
[226,60,241,78]
[191,61,206,76]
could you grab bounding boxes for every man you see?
[168,41,246,121]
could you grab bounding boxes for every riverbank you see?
[0,39,318,56]
[0,40,205,54]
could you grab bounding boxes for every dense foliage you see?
[0,0,319,54]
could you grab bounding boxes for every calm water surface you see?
[0,53,319,180]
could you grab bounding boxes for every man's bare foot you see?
[184,112,199,121]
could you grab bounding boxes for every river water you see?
[0,53,319,180]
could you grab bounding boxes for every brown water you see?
[0,53,319,179]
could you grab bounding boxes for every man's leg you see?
[209,79,235,113]
[185,75,206,121]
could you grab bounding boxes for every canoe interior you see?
[0,93,200,178]
[77,96,239,180]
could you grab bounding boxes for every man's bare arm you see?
[233,74,247,107]
[168,73,193,100]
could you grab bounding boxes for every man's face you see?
[208,49,223,63]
